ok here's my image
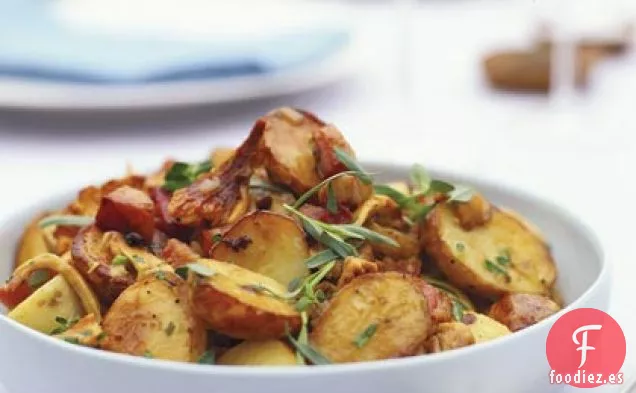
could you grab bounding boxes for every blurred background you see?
[0,0,635,388]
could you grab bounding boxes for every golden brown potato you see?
[209,211,309,286]
[375,256,422,276]
[336,257,379,288]
[353,195,401,227]
[421,204,556,297]
[191,259,301,340]
[317,174,373,211]
[53,313,104,347]
[5,253,101,322]
[211,147,236,168]
[425,322,475,353]
[168,120,262,227]
[367,223,419,259]
[218,340,298,366]
[310,272,432,363]
[450,193,492,230]
[488,293,560,331]
[101,273,206,362]
[460,312,511,343]
[16,213,50,267]
[258,107,322,194]
[95,186,155,242]
[8,275,84,334]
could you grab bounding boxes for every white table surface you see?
[0,1,634,391]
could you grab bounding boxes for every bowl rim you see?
[0,162,608,376]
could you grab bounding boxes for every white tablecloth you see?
[0,1,634,391]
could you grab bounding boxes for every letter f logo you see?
[572,324,602,368]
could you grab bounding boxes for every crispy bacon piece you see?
[95,186,155,242]
[167,120,264,227]
[418,281,453,324]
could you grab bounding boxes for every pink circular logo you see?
[546,308,626,388]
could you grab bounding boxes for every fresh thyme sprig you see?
[375,164,476,223]
[286,314,331,365]
[283,204,398,261]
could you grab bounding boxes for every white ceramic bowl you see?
[0,164,609,393]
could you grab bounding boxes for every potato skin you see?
[488,293,560,332]
[310,272,432,363]
[95,186,155,242]
[101,274,206,362]
[218,340,298,366]
[421,204,556,297]
[191,260,301,340]
[209,211,309,286]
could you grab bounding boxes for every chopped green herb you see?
[305,249,340,269]
[485,259,508,276]
[326,183,338,214]
[27,270,49,289]
[96,332,107,342]
[286,330,331,365]
[240,284,284,299]
[143,350,154,358]
[38,215,94,229]
[175,266,189,280]
[287,277,302,292]
[410,164,432,193]
[448,184,475,203]
[353,323,378,348]
[63,337,80,345]
[496,249,511,266]
[198,350,215,365]
[292,171,369,209]
[186,263,215,278]
[455,242,466,252]
[163,160,212,191]
[295,297,312,312]
[132,255,145,264]
[50,316,78,335]
[154,271,167,281]
[164,321,176,336]
[249,178,289,194]
[451,300,466,322]
[211,233,223,243]
[333,148,373,184]
[111,254,129,266]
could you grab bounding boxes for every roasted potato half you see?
[8,275,84,334]
[310,272,432,363]
[101,273,206,362]
[421,204,556,297]
[191,260,301,340]
[54,313,104,347]
[461,312,511,343]
[218,340,298,366]
[488,293,560,332]
[209,211,309,286]
[259,107,322,194]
